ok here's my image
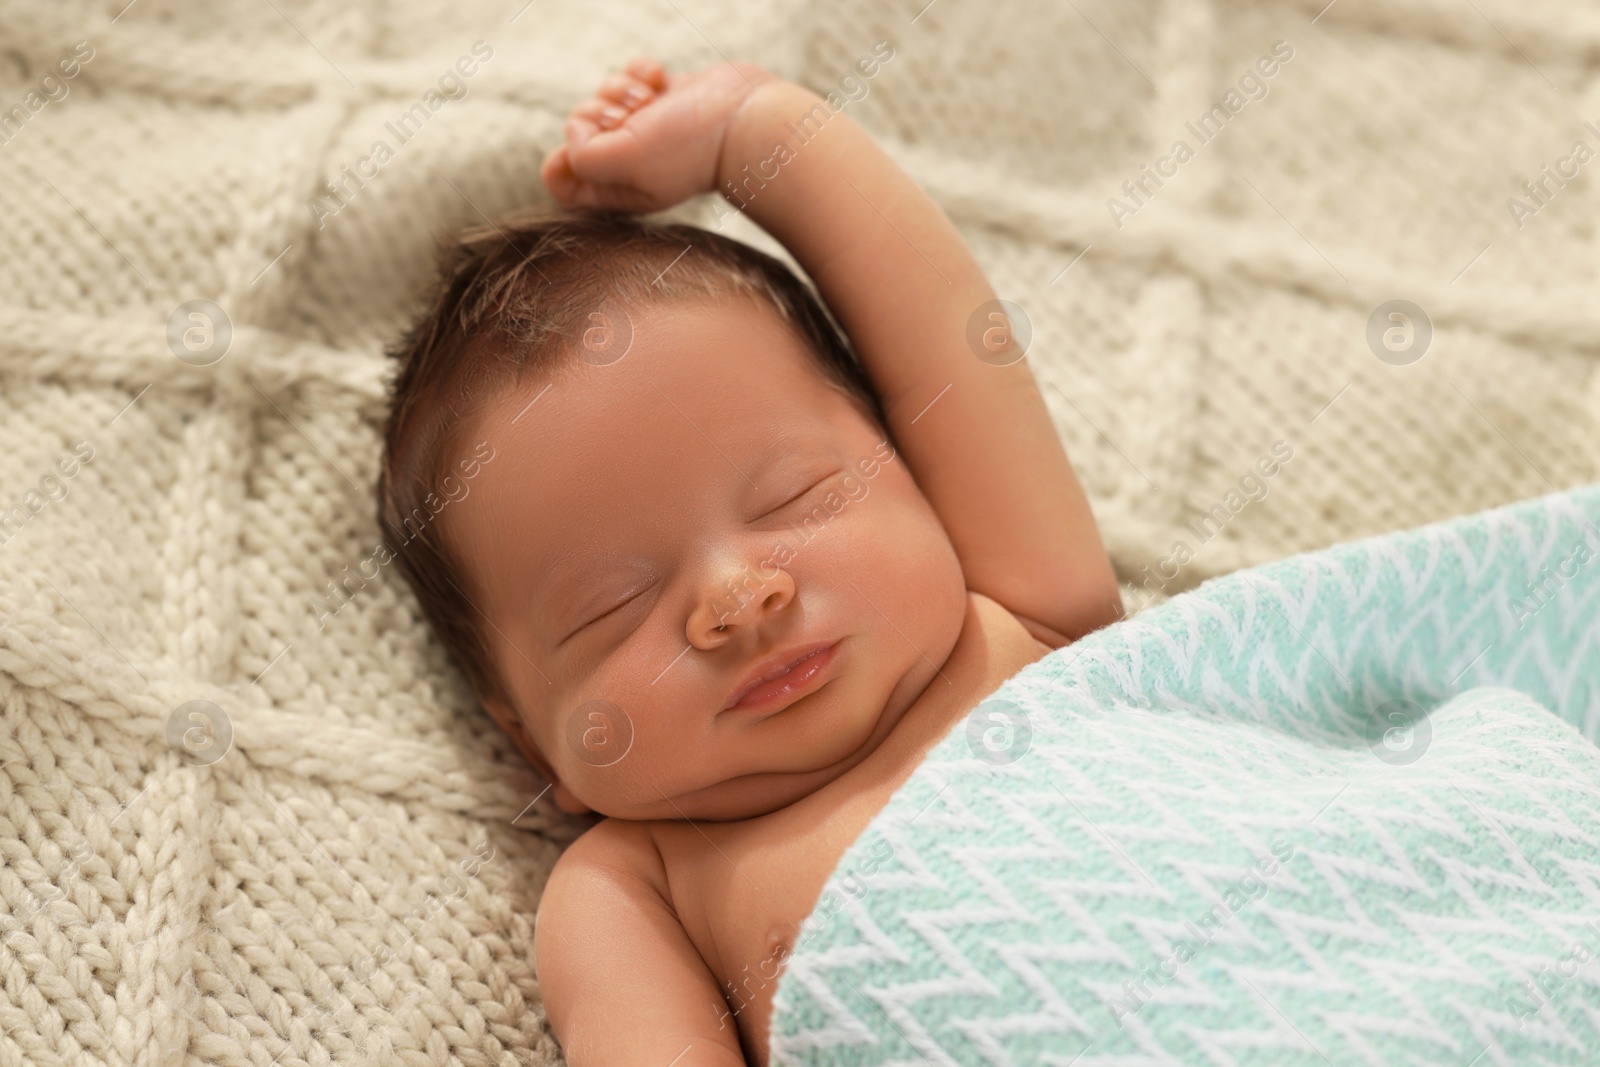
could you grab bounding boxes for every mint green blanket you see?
[769,486,1600,1065]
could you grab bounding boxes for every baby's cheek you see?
[568,635,709,778]
[848,489,965,635]
[554,703,663,814]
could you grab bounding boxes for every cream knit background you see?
[0,0,1596,1063]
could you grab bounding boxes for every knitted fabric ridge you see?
[0,0,1596,1064]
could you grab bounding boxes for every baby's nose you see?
[687,562,796,644]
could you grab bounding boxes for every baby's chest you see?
[654,785,895,1060]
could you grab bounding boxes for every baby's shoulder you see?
[964,587,1058,658]
[536,818,672,937]
[544,817,666,895]
[532,818,752,1062]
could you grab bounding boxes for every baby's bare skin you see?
[448,57,1121,1065]
[651,593,1051,1061]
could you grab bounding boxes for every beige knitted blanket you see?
[1,0,1595,1063]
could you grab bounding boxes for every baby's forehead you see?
[457,323,855,523]
[478,302,851,437]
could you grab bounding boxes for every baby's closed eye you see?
[751,470,839,521]
[562,580,657,644]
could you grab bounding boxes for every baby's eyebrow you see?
[538,544,606,599]
[531,544,600,619]
[537,545,651,616]
[745,428,823,486]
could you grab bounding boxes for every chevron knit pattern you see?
[770,485,1600,1066]
[1,0,1598,1064]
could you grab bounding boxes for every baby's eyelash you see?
[759,471,836,517]
[563,584,651,643]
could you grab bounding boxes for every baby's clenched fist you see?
[541,56,778,214]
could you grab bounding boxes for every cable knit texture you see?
[0,0,1595,1064]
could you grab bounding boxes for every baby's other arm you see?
[721,82,1121,646]
[535,820,747,1065]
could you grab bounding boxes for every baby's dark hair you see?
[378,206,888,707]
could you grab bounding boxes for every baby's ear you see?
[483,695,595,817]
[482,694,534,755]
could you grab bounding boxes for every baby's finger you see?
[565,111,601,147]
[540,143,582,204]
[625,56,666,90]
[546,141,659,212]
[563,121,648,188]
[597,73,654,108]
[560,172,644,213]
[570,98,624,133]
[582,179,659,213]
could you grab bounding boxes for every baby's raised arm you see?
[717,75,1120,644]
[544,56,1120,645]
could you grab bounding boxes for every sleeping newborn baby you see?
[378,55,1120,1065]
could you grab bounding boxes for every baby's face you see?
[448,297,967,821]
